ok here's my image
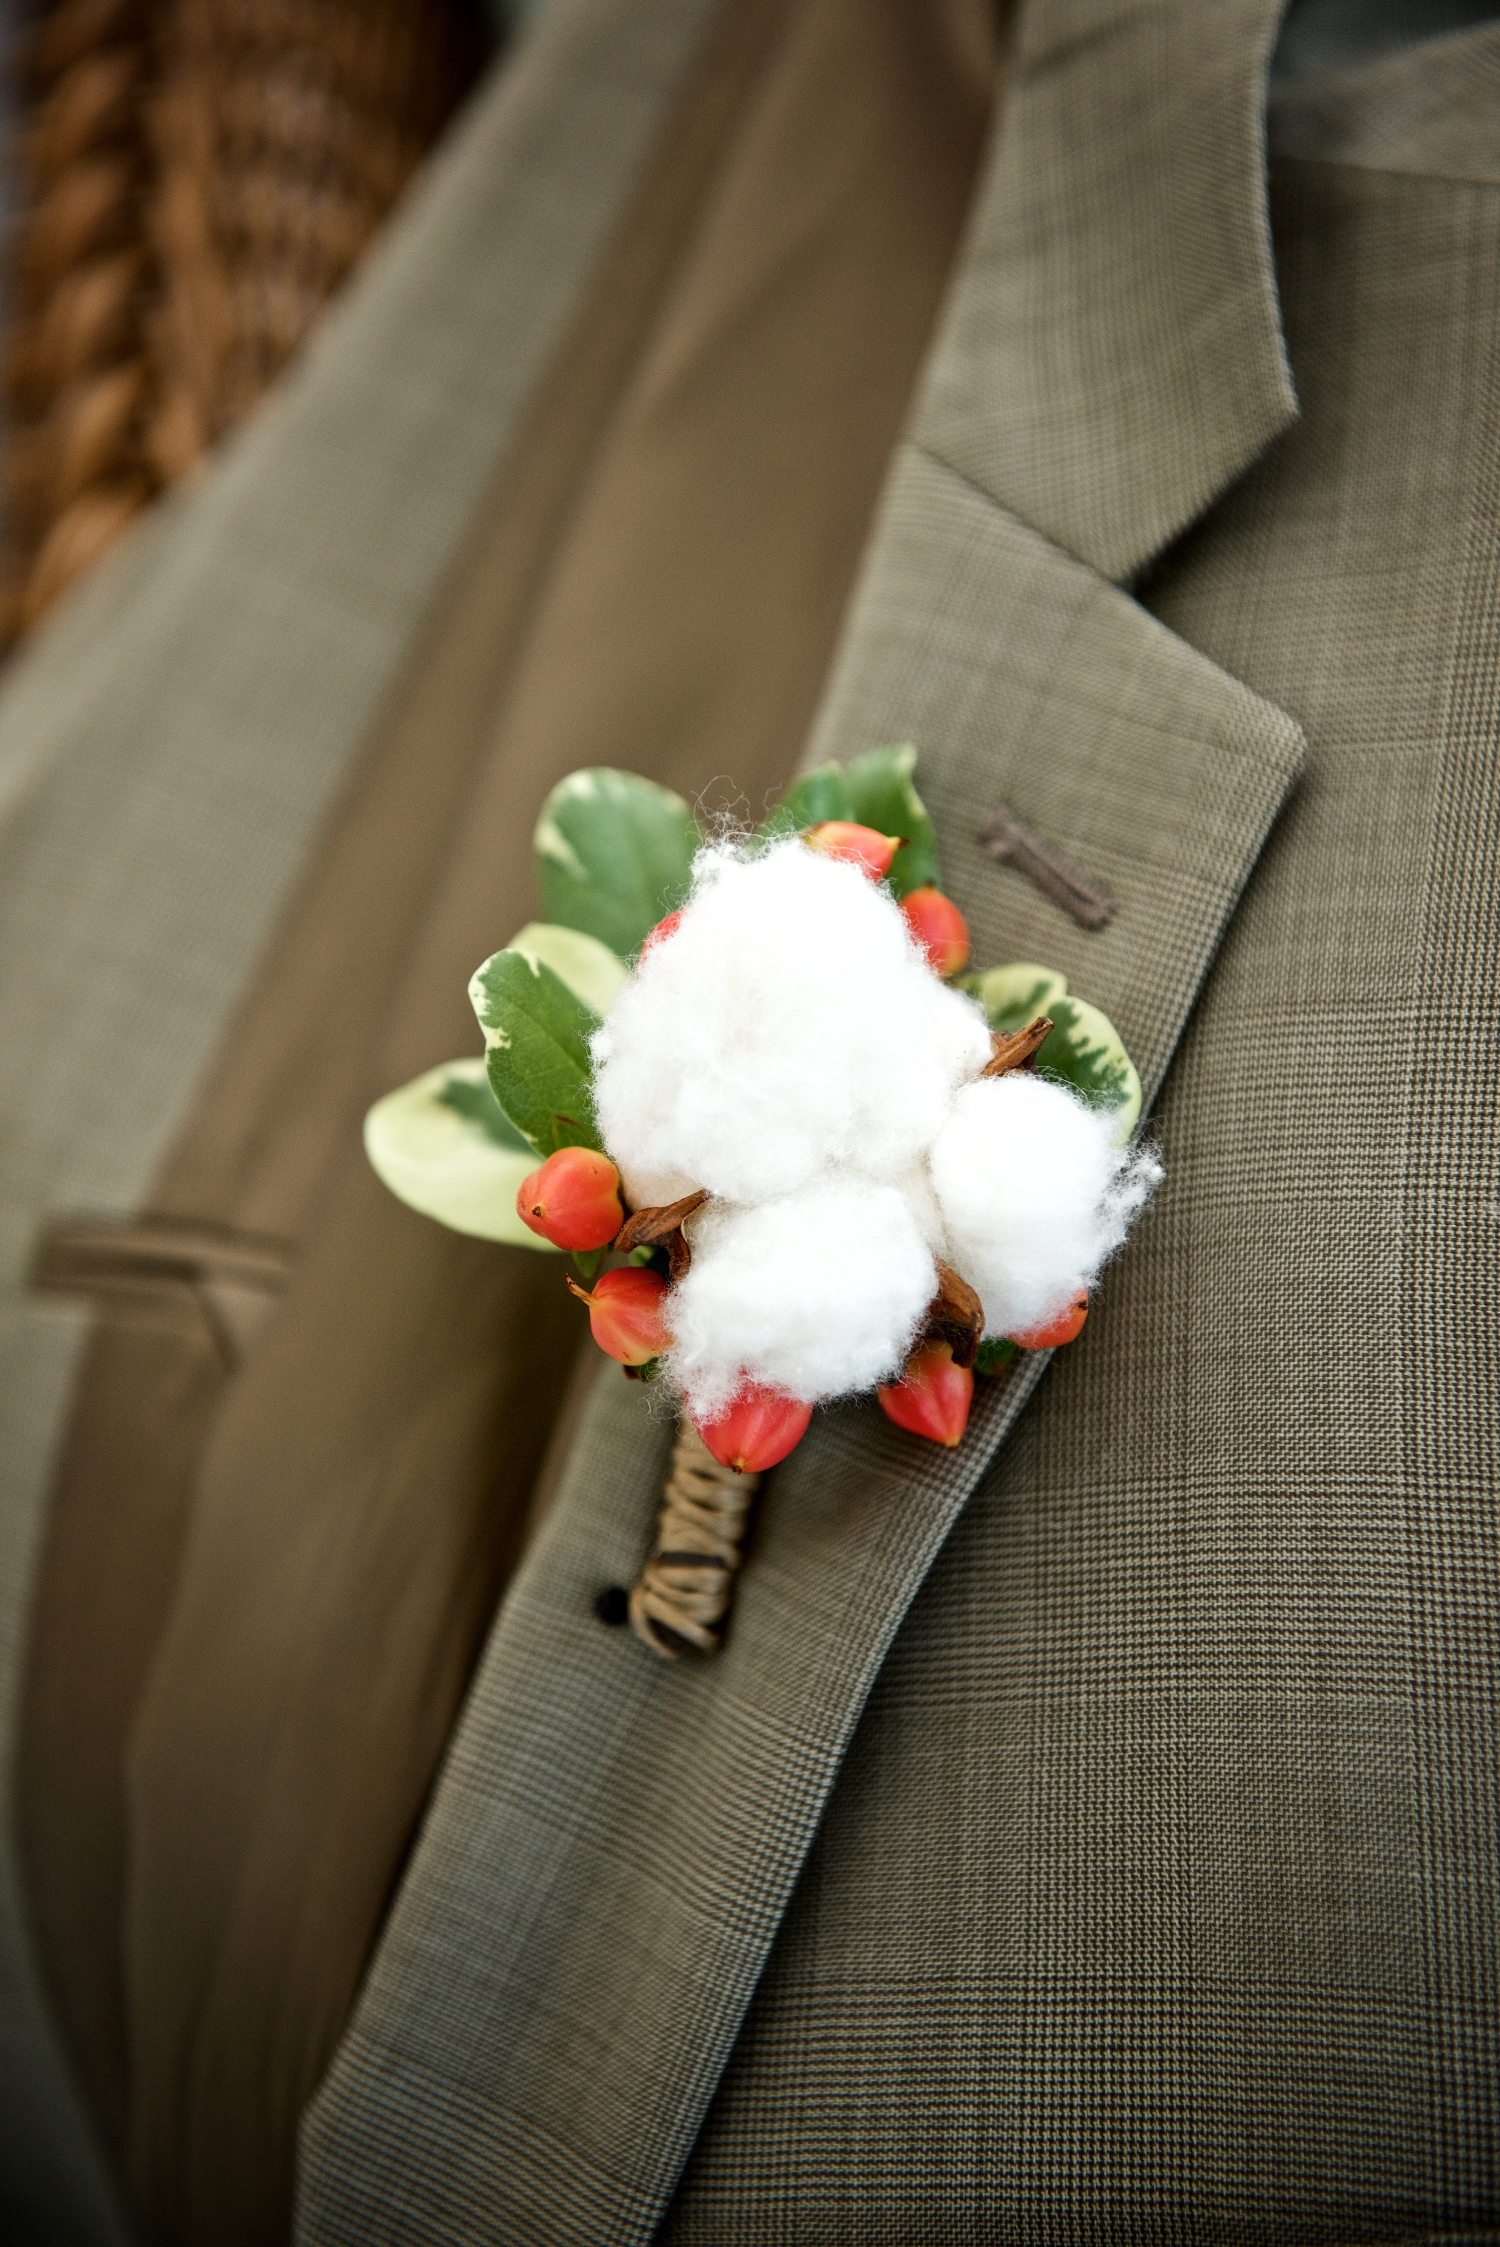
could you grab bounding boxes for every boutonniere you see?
[367,749,1159,1655]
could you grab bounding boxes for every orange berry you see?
[694,1384,813,1473]
[640,908,685,958]
[877,1340,974,1447]
[1009,1292,1089,1350]
[899,885,970,977]
[566,1265,670,1364]
[804,821,902,881]
[516,1145,625,1251]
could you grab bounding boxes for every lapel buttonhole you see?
[978,802,1115,930]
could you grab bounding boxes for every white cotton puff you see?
[893,1160,949,1255]
[928,1073,1162,1338]
[667,1178,937,1417]
[591,841,992,1208]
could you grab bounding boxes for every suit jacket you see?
[4,0,998,2235]
[2,0,1497,2241]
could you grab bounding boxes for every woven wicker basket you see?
[2,0,487,643]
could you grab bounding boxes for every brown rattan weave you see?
[2,0,485,642]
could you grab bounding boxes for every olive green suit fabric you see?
[298,9,1500,2246]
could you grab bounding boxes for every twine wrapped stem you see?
[629,1416,759,1659]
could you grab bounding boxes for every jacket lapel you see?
[806,444,1302,1103]
[299,3,1306,2240]
[920,0,1298,583]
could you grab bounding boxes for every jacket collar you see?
[919,0,1297,583]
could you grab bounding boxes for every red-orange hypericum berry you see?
[900,885,970,977]
[566,1265,670,1364]
[694,1384,813,1473]
[877,1340,974,1447]
[640,908,685,959]
[516,1146,625,1251]
[1009,1292,1089,1350]
[804,821,902,881]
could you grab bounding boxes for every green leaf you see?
[533,768,700,956]
[756,746,940,895]
[758,761,855,843]
[434,1069,533,1152]
[957,961,1142,1139]
[363,1059,557,1249]
[549,1113,602,1152]
[503,921,628,1018]
[843,742,940,898]
[468,947,603,1157]
[956,961,1071,1036]
[1036,995,1142,1139]
[975,1336,1019,1377]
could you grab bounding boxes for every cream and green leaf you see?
[363,1059,544,1248]
[502,920,629,1018]
[364,917,627,1249]
[363,773,655,1247]
[958,961,1141,1138]
[469,946,603,1158]
[958,961,1070,1030]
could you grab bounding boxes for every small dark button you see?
[593,1585,629,1627]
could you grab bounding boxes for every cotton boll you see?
[615,1159,702,1212]
[893,1161,949,1255]
[592,841,992,1208]
[668,1178,937,1417]
[929,1073,1161,1338]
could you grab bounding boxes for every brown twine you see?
[629,1416,761,1660]
[2,0,484,643]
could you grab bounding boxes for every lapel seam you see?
[914,0,1298,584]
